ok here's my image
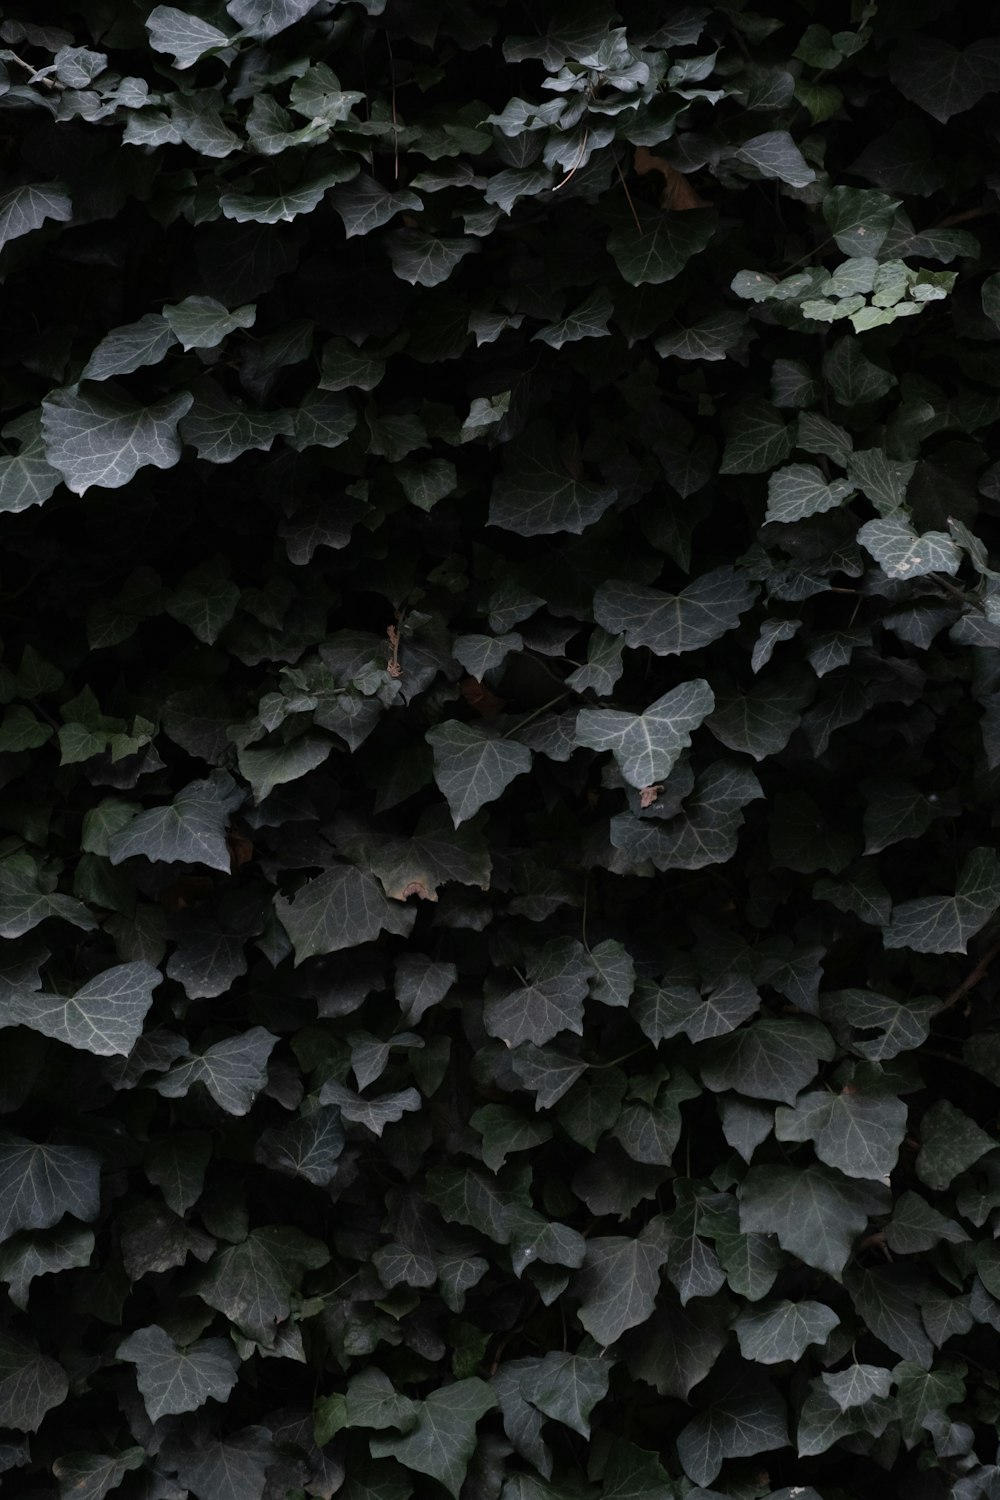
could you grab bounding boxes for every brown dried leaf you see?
[633,147,709,210]
[461,677,505,718]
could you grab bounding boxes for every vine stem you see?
[942,936,1000,1011]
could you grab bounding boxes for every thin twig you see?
[943,935,1000,1010]
[612,150,642,233]
[5,52,64,89]
[552,127,590,193]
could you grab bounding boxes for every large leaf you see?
[675,1366,789,1487]
[0,1136,101,1244]
[883,848,1000,954]
[484,939,591,1047]
[0,412,62,513]
[40,384,193,495]
[607,210,716,286]
[594,569,758,656]
[774,1089,908,1180]
[574,1220,670,1345]
[154,1028,278,1115]
[275,864,414,963]
[0,183,72,251]
[739,1165,890,1275]
[489,426,617,536]
[117,1325,240,1421]
[0,1329,68,1432]
[0,961,161,1058]
[575,680,714,788]
[107,771,244,872]
[369,1379,497,1498]
[426,722,532,826]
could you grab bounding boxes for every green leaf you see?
[676,1367,789,1487]
[821,1363,893,1411]
[719,402,794,474]
[775,1089,907,1180]
[116,1325,240,1421]
[0,1135,101,1244]
[277,862,415,961]
[219,167,356,224]
[765,464,855,524]
[915,1100,996,1190]
[858,515,961,580]
[733,130,815,186]
[107,771,244,873]
[162,295,256,350]
[197,1227,328,1341]
[574,1219,670,1345]
[484,939,591,1047]
[0,961,161,1058]
[238,734,332,803]
[387,231,479,287]
[146,6,234,67]
[154,1027,278,1115]
[575,679,714,788]
[823,336,894,405]
[226,0,318,40]
[739,1165,890,1276]
[0,857,95,940]
[41,384,193,495]
[655,308,747,362]
[607,210,716,287]
[0,412,62,513]
[180,379,294,462]
[81,314,177,382]
[489,426,617,536]
[699,1018,835,1103]
[255,1105,345,1185]
[706,666,814,761]
[883,847,1000,954]
[328,173,422,238]
[0,1329,68,1432]
[165,1427,274,1500]
[0,1224,94,1310]
[369,1379,497,1498]
[521,1351,610,1437]
[823,187,901,256]
[53,1449,143,1500]
[890,35,1000,123]
[733,1299,839,1364]
[426,722,532,826]
[534,290,614,350]
[594,568,757,656]
[0,181,72,254]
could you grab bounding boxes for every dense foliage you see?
[3,1,1000,1497]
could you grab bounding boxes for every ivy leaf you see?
[890,36,1000,123]
[0,1329,68,1432]
[0,961,161,1058]
[883,848,1000,953]
[821,1364,893,1411]
[255,1105,345,1185]
[521,1351,610,1437]
[328,173,423,238]
[116,1325,240,1421]
[0,1224,94,1310]
[489,426,617,536]
[0,412,62,513]
[275,864,414,963]
[180,379,294,463]
[197,1227,328,1341]
[484,939,591,1047]
[576,680,714,788]
[594,568,757,656]
[765,464,855,524]
[387,231,479,287]
[225,0,318,40]
[52,1449,143,1500]
[858,516,961,579]
[739,1164,890,1276]
[165,1427,274,1500]
[369,1379,497,1498]
[734,130,815,186]
[146,6,234,66]
[426,722,532,826]
[719,402,794,474]
[154,1027,278,1115]
[676,1366,789,1488]
[775,1089,908,1180]
[706,666,814,761]
[41,384,193,495]
[574,1220,670,1345]
[162,295,256,350]
[0,182,72,251]
[699,1018,835,1103]
[534,290,614,349]
[607,209,716,286]
[0,1136,101,1243]
[733,1299,840,1364]
[107,771,244,873]
[81,314,177,382]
